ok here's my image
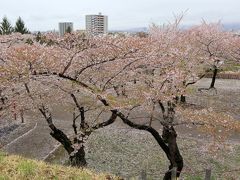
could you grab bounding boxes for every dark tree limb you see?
[92,110,117,130]
[75,49,139,79]
[24,81,88,167]
[39,107,74,154]
[158,100,167,121]
[115,110,170,157]
[70,93,89,131]
[61,50,84,75]
[59,73,94,92]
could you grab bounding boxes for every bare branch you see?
[102,57,143,91]
[72,109,78,135]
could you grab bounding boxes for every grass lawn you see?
[0,151,119,180]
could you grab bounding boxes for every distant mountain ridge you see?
[111,23,240,33]
[223,23,240,31]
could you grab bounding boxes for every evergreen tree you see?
[14,17,29,34]
[0,16,13,35]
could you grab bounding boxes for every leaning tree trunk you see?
[162,102,183,179]
[210,66,218,89]
[115,110,184,179]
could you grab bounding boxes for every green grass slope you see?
[0,151,118,180]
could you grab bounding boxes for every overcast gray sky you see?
[0,0,239,31]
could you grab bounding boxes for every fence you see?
[204,72,240,80]
[129,168,240,180]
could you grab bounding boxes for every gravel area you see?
[0,120,34,148]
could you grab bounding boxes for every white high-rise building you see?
[59,22,73,36]
[85,13,108,35]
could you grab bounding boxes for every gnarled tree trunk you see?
[50,125,87,167]
[39,94,118,167]
[69,137,87,167]
[162,126,183,180]
[39,107,87,167]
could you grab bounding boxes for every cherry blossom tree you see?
[73,21,239,178]
[1,20,239,179]
[188,22,238,89]
[229,33,240,63]
[0,32,146,166]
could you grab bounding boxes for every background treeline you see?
[0,16,29,35]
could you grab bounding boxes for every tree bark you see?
[70,137,87,167]
[210,66,218,89]
[162,126,183,180]
[70,146,87,167]
[50,126,87,167]
[180,95,186,103]
[20,110,24,123]
[49,124,74,154]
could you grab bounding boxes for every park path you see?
[2,114,74,160]
[194,78,240,90]
[1,78,240,160]
[189,78,240,119]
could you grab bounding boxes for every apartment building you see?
[85,13,108,35]
[59,22,73,36]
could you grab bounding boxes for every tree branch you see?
[92,110,118,130]
[39,105,74,154]
[116,110,170,156]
